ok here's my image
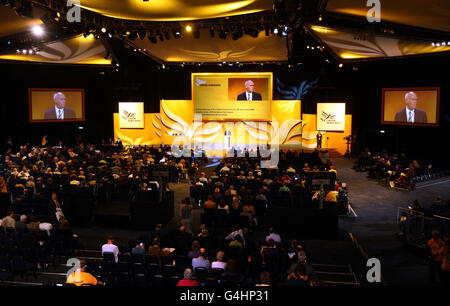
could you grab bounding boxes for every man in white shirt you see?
[265,227,281,244]
[101,237,119,263]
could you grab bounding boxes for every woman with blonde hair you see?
[211,251,227,270]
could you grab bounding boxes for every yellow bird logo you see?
[177,47,255,61]
[122,110,136,120]
[321,111,335,121]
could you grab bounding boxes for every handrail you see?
[349,232,387,286]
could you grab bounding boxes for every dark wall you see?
[1,50,449,159]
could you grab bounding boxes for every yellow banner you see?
[317,103,346,131]
[118,102,144,129]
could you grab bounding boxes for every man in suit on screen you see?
[44,92,76,120]
[394,92,427,123]
[236,80,262,101]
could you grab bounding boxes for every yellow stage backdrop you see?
[302,113,352,155]
[113,113,162,146]
[114,100,351,156]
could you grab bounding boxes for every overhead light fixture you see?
[185,25,192,32]
[101,27,107,33]
[338,63,343,68]
[273,28,279,35]
[172,28,181,38]
[31,25,44,36]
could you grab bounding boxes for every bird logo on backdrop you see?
[122,110,136,120]
[195,78,206,86]
[321,111,335,122]
[178,47,255,62]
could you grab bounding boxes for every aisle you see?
[331,157,450,286]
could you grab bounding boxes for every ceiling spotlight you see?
[101,27,107,33]
[32,25,44,36]
[28,49,33,54]
[185,25,192,32]
[172,28,181,38]
[319,15,322,22]
[22,49,27,54]
[338,63,343,68]
[273,28,279,35]
[431,42,435,46]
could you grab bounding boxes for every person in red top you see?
[176,268,199,286]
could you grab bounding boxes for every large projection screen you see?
[192,72,272,121]
[381,87,440,127]
[29,88,85,123]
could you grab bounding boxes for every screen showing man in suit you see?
[43,92,76,120]
[236,80,262,101]
[394,92,427,123]
[192,72,271,121]
[382,88,439,126]
[29,89,85,122]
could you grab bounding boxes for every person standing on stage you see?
[316,131,323,149]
